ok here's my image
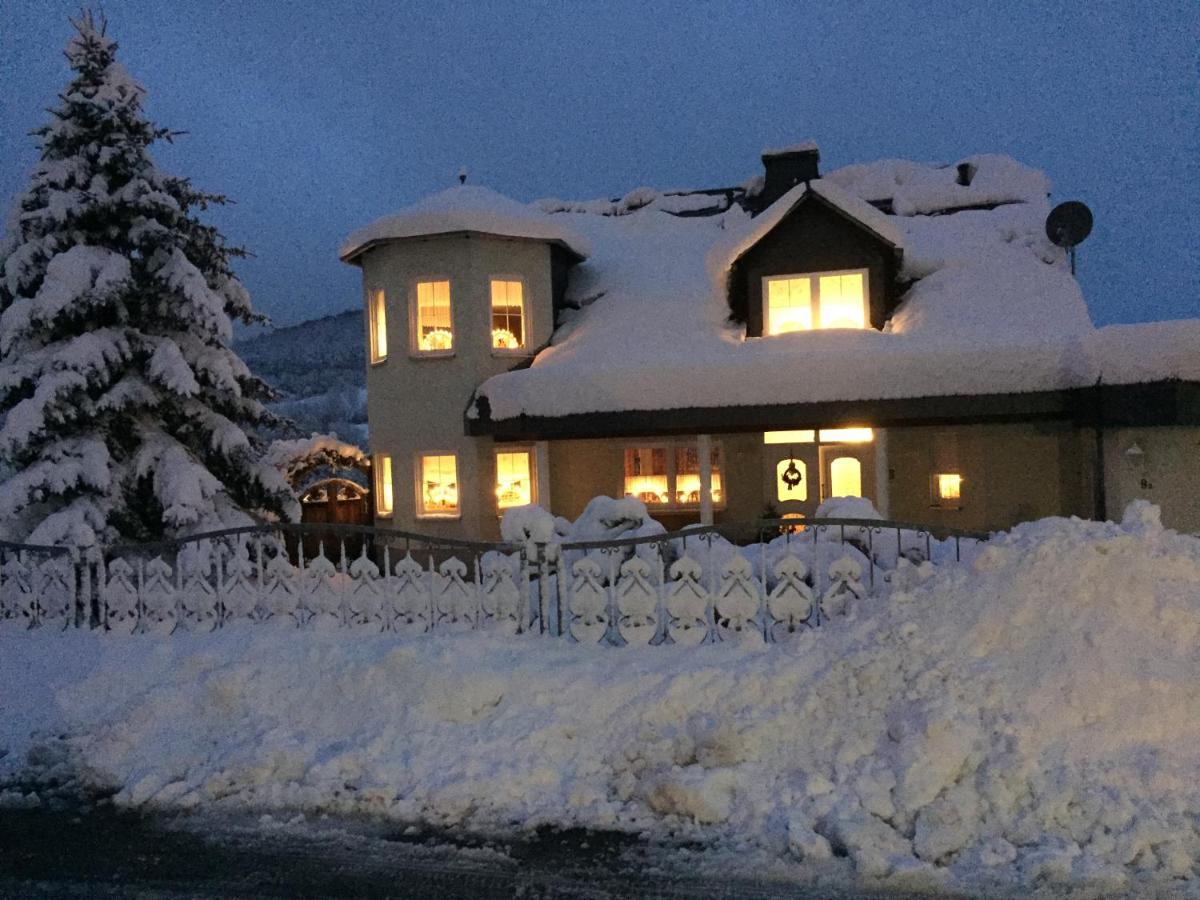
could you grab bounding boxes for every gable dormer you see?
[727,177,904,335]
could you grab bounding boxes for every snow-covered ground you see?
[2,503,1199,896]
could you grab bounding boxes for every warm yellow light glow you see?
[781,512,806,533]
[674,473,724,506]
[936,472,963,501]
[495,450,533,509]
[416,280,452,352]
[764,430,816,445]
[369,289,387,362]
[776,458,808,502]
[375,454,393,516]
[490,280,525,350]
[818,272,866,329]
[419,454,458,515]
[766,276,813,335]
[819,427,874,443]
[624,475,670,505]
[828,456,863,498]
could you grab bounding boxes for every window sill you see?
[410,350,456,360]
[370,357,388,367]
[416,513,462,521]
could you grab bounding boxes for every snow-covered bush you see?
[265,433,367,492]
[0,14,296,545]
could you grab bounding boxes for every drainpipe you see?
[698,434,714,525]
[873,428,890,517]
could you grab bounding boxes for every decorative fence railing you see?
[0,518,991,645]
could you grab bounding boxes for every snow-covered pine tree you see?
[0,12,298,546]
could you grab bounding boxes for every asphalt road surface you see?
[0,800,905,899]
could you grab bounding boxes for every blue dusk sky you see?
[1,1,1197,328]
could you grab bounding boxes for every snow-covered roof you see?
[339,184,591,263]
[762,139,819,156]
[710,178,905,278]
[465,152,1200,424]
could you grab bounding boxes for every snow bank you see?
[339,184,591,262]
[3,505,1199,893]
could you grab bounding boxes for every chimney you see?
[758,141,820,210]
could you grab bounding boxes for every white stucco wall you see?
[357,232,556,540]
[1105,426,1200,533]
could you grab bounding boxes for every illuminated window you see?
[932,473,963,507]
[828,456,863,498]
[490,279,525,351]
[495,449,535,509]
[674,445,724,507]
[624,447,669,506]
[781,512,806,534]
[417,453,459,517]
[819,427,874,444]
[623,443,724,509]
[817,273,867,329]
[369,289,387,363]
[375,454,393,517]
[414,280,453,353]
[763,430,816,445]
[776,457,808,502]
[763,269,869,335]
[766,276,813,335]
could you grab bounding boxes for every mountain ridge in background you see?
[237,308,368,448]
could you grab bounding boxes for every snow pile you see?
[3,504,1199,893]
[339,184,591,262]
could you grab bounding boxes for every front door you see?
[818,443,876,504]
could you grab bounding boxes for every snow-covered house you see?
[340,145,1200,538]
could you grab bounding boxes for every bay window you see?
[764,269,868,335]
[368,289,387,363]
[374,454,393,517]
[413,279,453,354]
[490,279,526,351]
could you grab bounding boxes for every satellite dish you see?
[1045,201,1093,274]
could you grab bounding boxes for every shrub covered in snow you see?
[0,15,296,545]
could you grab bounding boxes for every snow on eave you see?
[339,184,591,264]
[762,139,819,156]
[708,178,904,279]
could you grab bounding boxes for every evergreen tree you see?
[0,12,297,545]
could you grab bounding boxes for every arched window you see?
[828,456,862,498]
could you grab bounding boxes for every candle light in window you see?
[420,328,453,352]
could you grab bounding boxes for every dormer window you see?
[413,279,453,354]
[764,269,868,335]
[490,279,526,351]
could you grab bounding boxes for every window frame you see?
[414,450,462,520]
[368,288,388,365]
[374,453,394,518]
[761,267,870,336]
[930,472,964,510]
[494,445,538,512]
[408,276,456,358]
[488,275,531,357]
[621,439,726,512]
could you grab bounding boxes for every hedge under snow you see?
[2,502,1198,895]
